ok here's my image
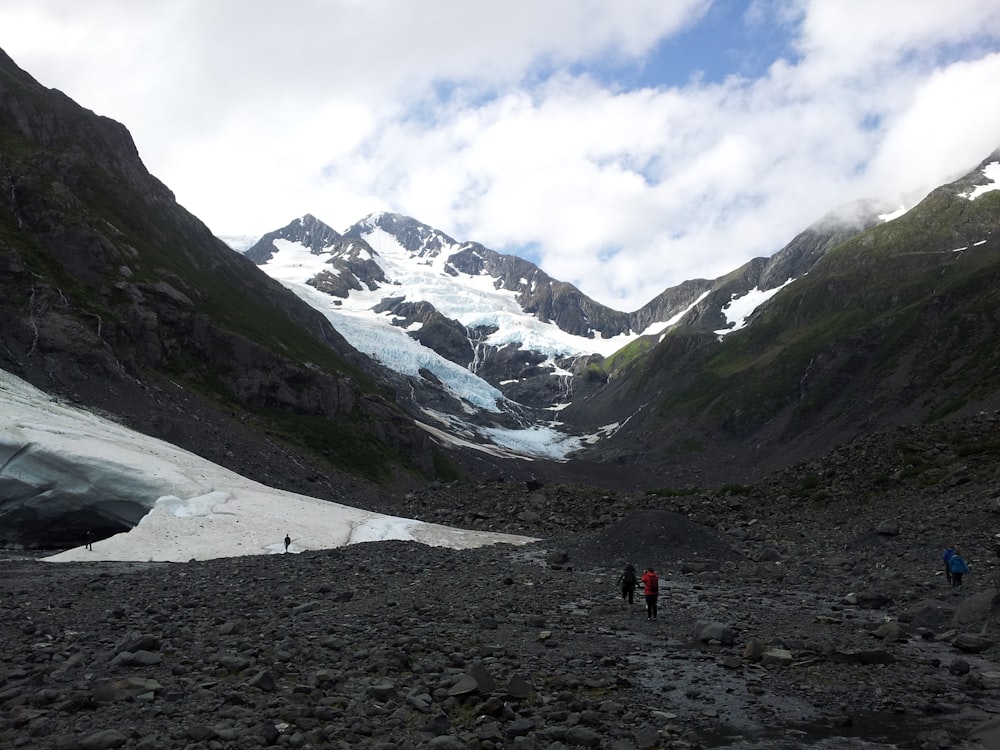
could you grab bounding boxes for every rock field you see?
[2,415,1000,749]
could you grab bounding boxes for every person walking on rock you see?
[617,563,637,606]
[942,545,956,585]
[641,566,660,620]
[949,549,970,590]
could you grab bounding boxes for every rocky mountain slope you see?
[563,153,1000,485]
[2,38,1000,547]
[0,48,452,504]
[239,202,888,422]
[235,197,904,490]
[237,153,999,491]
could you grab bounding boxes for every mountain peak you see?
[244,213,341,263]
[345,212,459,258]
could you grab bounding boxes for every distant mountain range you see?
[2,43,1000,548]
[226,202,891,457]
[229,158,1000,482]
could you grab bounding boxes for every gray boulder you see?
[900,599,955,629]
[693,620,736,645]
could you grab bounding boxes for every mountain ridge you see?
[0,47,449,510]
[235,151,1000,485]
[234,196,899,458]
[3,40,1000,548]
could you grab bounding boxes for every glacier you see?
[0,369,535,561]
[252,227,676,460]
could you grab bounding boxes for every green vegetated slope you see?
[689,181,1000,433]
[586,160,1000,478]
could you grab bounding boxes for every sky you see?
[1,1,999,311]
[0,369,535,563]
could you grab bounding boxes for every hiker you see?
[617,563,637,605]
[284,534,291,552]
[85,530,93,551]
[641,566,660,620]
[942,545,956,585]
[949,549,970,589]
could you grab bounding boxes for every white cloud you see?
[795,0,1000,77]
[865,53,1000,195]
[0,0,997,311]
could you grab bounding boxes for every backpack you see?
[623,568,636,585]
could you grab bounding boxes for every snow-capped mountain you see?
[237,150,1000,472]
[242,213,644,460]
[7,43,1000,557]
[235,205,896,461]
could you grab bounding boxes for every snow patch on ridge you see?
[714,280,794,338]
[961,161,1000,201]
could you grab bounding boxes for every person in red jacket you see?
[641,567,659,620]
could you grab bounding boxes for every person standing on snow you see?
[641,566,660,620]
[284,534,291,552]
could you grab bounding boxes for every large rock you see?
[900,599,956,630]
[693,620,737,645]
[952,633,993,653]
[952,588,1000,629]
[968,717,1000,748]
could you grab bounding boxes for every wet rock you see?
[870,621,909,641]
[900,599,955,629]
[949,659,971,676]
[506,674,533,699]
[247,670,276,692]
[831,649,895,665]
[952,587,1000,627]
[693,620,736,645]
[762,648,793,666]
[680,560,719,574]
[968,717,1000,747]
[742,639,767,661]
[447,675,478,696]
[853,590,893,610]
[79,729,128,750]
[564,725,602,746]
[952,633,992,653]
[876,519,900,536]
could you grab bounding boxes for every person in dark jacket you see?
[949,550,970,589]
[942,546,956,585]
[641,567,660,620]
[617,563,637,605]
[284,534,291,552]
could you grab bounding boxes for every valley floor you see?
[3,413,1000,749]
[1,522,997,749]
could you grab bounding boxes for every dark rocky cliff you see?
[0,48,444,505]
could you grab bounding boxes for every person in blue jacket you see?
[942,546,956,585]
[949,549,970,589]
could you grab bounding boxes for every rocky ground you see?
[2,415,1000,749]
